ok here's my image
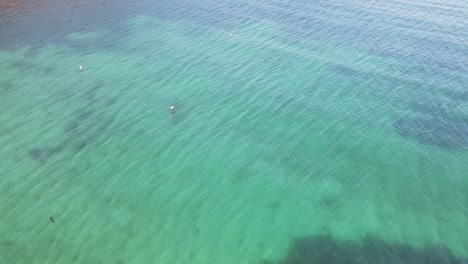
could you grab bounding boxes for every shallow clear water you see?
[1,0,467,263]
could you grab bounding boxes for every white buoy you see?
[79,65,83,72]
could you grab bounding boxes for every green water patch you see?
[1,13,468,263]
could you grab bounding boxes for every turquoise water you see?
[1,0,467,263]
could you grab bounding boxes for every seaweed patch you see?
[23,46,41,59]
[0,81,14,91]
[330,63,361,77]
[28,145,63,162]
[9,60,35,73]
[27,80,117,162]
[263,234,467,264]
[394,117,468,150]
[28,109,100,162]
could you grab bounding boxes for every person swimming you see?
[79,65,83,72]
[170,106,175,113]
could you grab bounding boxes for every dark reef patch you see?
[28,90,114,162]
[0,81,14,91]
[105,96,119,106]
[394,117,468,150]
[28,148,42,161]
[83,81,104,105]
[67,110,93,130]
[264,235,467,264]
[9,59,55,75]
[257,242,265,250]
[23,46,41,59]
[28,145,64,163]
[9,60,35,73]
[319,196,340,209]
[269,201,281,209]
[330,63,361,77]
[72,140,89,152]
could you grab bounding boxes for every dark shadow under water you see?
[28,80,116,162]
[262,235,468,264]
[394,117,468,150]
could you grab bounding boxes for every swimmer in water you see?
[79,66,83,72]
[170,106,175,113]
[49,216,55,224]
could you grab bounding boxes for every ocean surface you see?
[1,0,467,263]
